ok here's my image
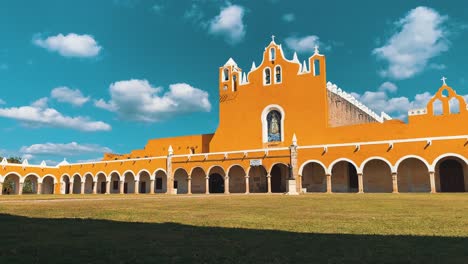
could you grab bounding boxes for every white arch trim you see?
[108,170,122,181]
[173,167,189,176]
[41,175,57,184]
[22,173,41,183]
[122,170,137,181]
[246,164,267,177]
[359,157,395,173]
[268,162,289,174]
[60,174,71,183]
[227,164,247,176]
[394,155,431,172]
[327,158,361,175]
[207,165,226,176]
[189,166,206,176]
[299,160,327,175]
[71,173,83,181]
[431,153,468,171]
[261,104,286,143]
[152,168,167,181]
[94,171,108,182]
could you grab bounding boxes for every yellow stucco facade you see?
[1,39,467,195]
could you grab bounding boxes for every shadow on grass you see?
[0,214,466,264]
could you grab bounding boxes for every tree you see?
[0,156,22,164]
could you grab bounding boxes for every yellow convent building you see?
[1,39,467,195]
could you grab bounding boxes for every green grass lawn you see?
[0,193,467,263]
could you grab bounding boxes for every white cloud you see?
[378,82,398,93]
[33,33,102,58]
[282,13,295,22]
[95,79,211,122]
[209,4,246,44]
[20,142,111,156]
[0,98,111,131]
[373,6,449,80]
[285,35,324,54]
[51,86,90,106]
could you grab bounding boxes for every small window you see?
[433,99,443,115]
[233,75,237,91]
[156,178,163,190]
[270,48,276,60]
[223,68,229,81]
[450,98,460,114]
[275,66,281,83]
[314,60,320,76]
[264,68,271,85]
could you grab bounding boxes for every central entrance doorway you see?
[440,159,465,192]
[209,173,224,193]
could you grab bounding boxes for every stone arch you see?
[359,157,394,173]
[395,155,430,172]
[247,165,268,193]
[208,166,225,194]
[433,155,467,192]
[83,173,94,194]
[22,174,40,194]
[153,169,167,194]
[72,174,82,194]
[431,153,468,171]
[270,163,288,193]
[396,156,430,192]
[138,170,151,194]
[96,172,107,194]
[123,171,136,194]
[190,167,206,194]
[301,161,327,193]
[173,168,189,194]
[227,164,246,193]
[109,171,121,194]
[60,174,71,194]
[361,159,393,193]
[330,159,359,193]
[41,175,55,194]
[327,158,360,175]
[3,173,21,195]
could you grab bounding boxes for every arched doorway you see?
[270,163,288,193]
[331,161,358,193]
[248,165,268,193]
[437,159,466,192]
[191,167,206,194]
[154,170,167,194]
[42,176,55,194]
[397,157,430,192]
[96,173,107,194]
[124,171,135,194]
[3,173,21,195]
[23,174,39,194]
[362,159,393,193]
[84,174,94,194]
[228,165,246,193]
[72,174,82,194]
[139,171,151,194]
[61,175,70,194]
[209,173,224,193]
[301,162,326,193]
[109,172,121,194]
[173,168,188,194]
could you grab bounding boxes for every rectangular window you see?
[156,178,163,189]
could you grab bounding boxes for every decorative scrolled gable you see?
[426,84,467,116]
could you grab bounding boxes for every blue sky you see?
[0,0,467,164]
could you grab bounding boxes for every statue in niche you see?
[267,110,281,142]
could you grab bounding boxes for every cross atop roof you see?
[314,45,319,54]
[271,35,275,42]
[441,76,447,86]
